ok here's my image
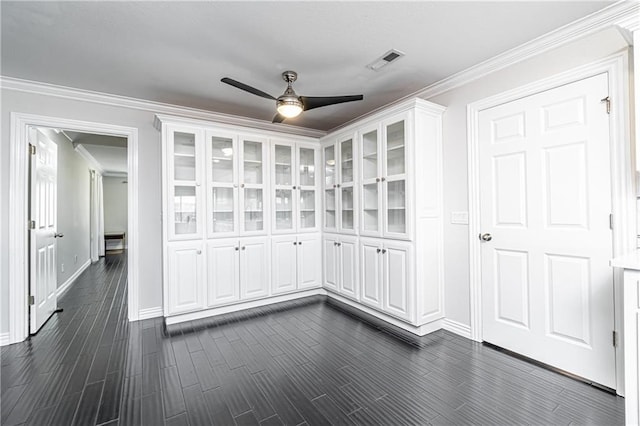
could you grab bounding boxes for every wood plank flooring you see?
[1,252,625,425]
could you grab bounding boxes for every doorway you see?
[8,113,139,344]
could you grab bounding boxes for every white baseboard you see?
[165,288,326,325]
[0,332,10,346]
[138,307,163,320]
[443,318,472,339]
[57,259,91,298]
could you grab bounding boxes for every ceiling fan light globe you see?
[276,99,303,118]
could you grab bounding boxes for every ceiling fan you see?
[221,71,364,123]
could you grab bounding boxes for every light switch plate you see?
[451,211,469,225]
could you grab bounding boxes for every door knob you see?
[479,233,492,242]
[54,233,64,238]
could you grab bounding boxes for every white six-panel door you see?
[29,129,59,334]
[479,73,615,388]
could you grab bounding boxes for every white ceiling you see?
[1,1,616,131]
[64,131,128,175]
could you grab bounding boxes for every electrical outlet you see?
[74,255,78,264]
[61,263,65,273]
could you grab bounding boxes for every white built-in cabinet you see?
[157,98,444,333]
[157,115,322,320]
[321,99,445,332]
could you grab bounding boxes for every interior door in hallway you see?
[29,128,59,334]
[479,73,616,388]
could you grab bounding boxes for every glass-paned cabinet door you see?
[384,119,406,178]
[383,118,408,237]
[240,137,267,234]
[167,128,203,240]
[207,132,238,236]
[323,144,337,231]
[297,146,317,231]
[360,125,381,236]
[273,143,294,231]
[339,135,356,233]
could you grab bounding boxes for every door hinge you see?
[28,220,35,230]
[613,330,618,347]
[29,295,35,306]
[29,144,36,155]
[601,96,611,114]
[609,213,613,230]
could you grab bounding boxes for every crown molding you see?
[74,143,104,175]
[326,0,638,134]
[0,76,326,139]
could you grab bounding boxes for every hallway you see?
[1,253,625,425]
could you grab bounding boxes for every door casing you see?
[8,113,140,345]
[467,52,634,394]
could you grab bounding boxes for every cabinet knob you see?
[337,242,341,247]
[196,250,202,255]
[242,246,246,250]
[333,184,336,188]
[334,242,338,246]
[293,241,297,245]
[292,185,297,190]
[299,241,302,245]
[195,182,201,187]
[381,177,386,182]
[381,249,387,254]
[235,247,239,251]
[376,178,380,183]
[233,184,238,188]
[336,184,341,188]
[376,248,381,253]
[241,183,245,188]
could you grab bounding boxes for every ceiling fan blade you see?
[272,113,285,123]
[221,77,276,100]
[300,95,363,111]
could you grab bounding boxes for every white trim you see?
[0,333,9,347]
[56,259,91,298]
[73,143,104,174]
[327,1,639,134]
[466,52,633,392]
[0,77,325,139]
[326,291,444,336]
[138,307,164,321]
[102,171,128,178]
[443,318,472,339]
[8,113,140,344]
[165,289,326,325]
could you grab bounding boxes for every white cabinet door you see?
[272,141,296,233]
[167,241,205,314]
[338,133,357,234]
[322,235,339,291]
[297,144,319,232]
[207,239,240,307]
[381,115,410,239]
[271,235,297,294]
[240,237,270,299]
[322,143,338,233]
[166,126,205,241]
[206,130,239,238]
[360,238,382,309]
[239,135,268,235]
[383,240,412,321]
[297,234,321,289]
[359,123,383,238]
[338,236,358,300]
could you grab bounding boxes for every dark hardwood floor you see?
[1,253,625,425]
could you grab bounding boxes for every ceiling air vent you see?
[367,49,405,71]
